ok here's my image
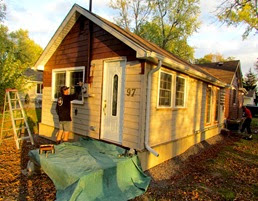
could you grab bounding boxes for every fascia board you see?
[142,52,227,87]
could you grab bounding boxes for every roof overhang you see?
[138,52,227,87]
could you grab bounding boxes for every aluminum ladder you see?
[0,89,34,149]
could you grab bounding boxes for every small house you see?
[35,4,227,170]
[244,90,256,106]
[197,61,246,121]
[21,68,43,108]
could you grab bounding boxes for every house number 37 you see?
[127,88,136,97]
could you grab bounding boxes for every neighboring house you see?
[197,61,246,120]
[21,68,43,108]
[244,90,256,106]
[35,4,228,170]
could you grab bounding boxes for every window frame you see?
[52,66,85,104]
[174,75,187,108]
[205,85,212,125]
[157,70,173,108]
[36,82,43,95]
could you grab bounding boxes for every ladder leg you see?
[7,92,20,149]
[16,93,34,145]
[0,94,8,144]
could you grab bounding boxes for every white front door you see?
[101,60,125,143]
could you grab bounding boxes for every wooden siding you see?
[41,58,144,150]
[44,15,136,87]
[146,63,224,147]
[123,61,145,149]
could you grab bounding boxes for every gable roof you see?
[24,68,43,82]
[35,4,226,87]
[197,60,240,85]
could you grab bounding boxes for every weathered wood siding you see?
[43,15,136,87]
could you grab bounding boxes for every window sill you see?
[156,107,187,111]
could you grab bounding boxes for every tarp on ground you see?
[29,138,150,201]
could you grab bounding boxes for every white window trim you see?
[35,82,43,95]
[174,75,187,108]
[157,70,173,108]
[52,66,85,104]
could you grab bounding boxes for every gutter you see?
[141,51,227,88]
[145,60,162,157]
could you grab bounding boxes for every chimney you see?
[89,0,92,12]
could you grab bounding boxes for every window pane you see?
[36,84,41,94]
[112,75,118,116]
[159,72,172,107]
[70,71,83,100]
[215,90,219,121]
[175,77,185,107]
[206,87,211,123]
[55,72,66,98]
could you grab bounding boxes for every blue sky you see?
[4,0,258,75]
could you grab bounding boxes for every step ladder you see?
[0,89,34,149]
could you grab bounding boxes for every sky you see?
[4,0,258,76]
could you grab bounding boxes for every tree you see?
[0,0,6,23]
[215,0,258,39]
[0,25,43,107]
[109,0,201,62]
[195,53,235,64]
[109,0,153,34]
[242,68,257,91]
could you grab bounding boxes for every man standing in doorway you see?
[56,82,83,144]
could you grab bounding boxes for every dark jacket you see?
[56,87,81,121]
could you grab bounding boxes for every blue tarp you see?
[29,138,150,201]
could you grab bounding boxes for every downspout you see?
[145,59,162,157]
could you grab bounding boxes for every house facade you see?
[20,68,43,108]
[197,61,246,121]
[244,90,256,106]
[35,4,227,170]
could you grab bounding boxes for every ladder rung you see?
[1,128,14,132]
[10,99,20,101]
[18,136,30,141]
[12,108,22,111]
[16,126,27,131]
[14,118,24,121]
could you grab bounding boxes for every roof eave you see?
[138,52,227,87]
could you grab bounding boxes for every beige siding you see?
[40,59,144,150]
[146,64,224,147]
[122,61,144,149]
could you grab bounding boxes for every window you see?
[206,86,212,124]
[36,83,43,94]
[214,89,220,121]
[112,75,118,116]
[52,67,85,103]
[158,72,172,107]
[175,76,186,107]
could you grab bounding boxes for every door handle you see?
[103,100,107,116]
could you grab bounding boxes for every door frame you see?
[100,57,126,144]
